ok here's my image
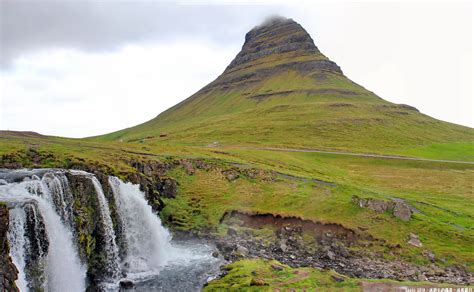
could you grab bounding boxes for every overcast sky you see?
[1,1,472,138]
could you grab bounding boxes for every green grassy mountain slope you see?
[97,17,473,158]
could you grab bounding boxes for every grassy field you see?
[2,133,473,271]
[161,148,474,269]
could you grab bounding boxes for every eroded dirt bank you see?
[214,211,472,285]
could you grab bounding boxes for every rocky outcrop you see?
[376,104,420,113]
[248,88,360,101]
[126,160,175,211]
[226,17,322,71]
[195,17,343,93]
[23,203,49,290]
[222,169,240,182]
[216,211,472,285]
[157,178,178,199]
[0,204,19,292]
[65,172,111,284]
[352,196,414,222]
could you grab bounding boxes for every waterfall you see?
[42,172,75,229]
[1,169,219,291]
[0,172,86,292]
[90,176,121,280]
[109,177,173,276]
[37,197,86,291]
[8,208,28,291]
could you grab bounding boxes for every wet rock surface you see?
[119,279,135,289]
[22,203,49,290]
[0,205,19,292]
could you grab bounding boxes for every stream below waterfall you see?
[0,169,223,291]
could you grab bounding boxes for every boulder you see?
[222,169,240,182]
[393,202,412,221]
[194,160,212,170]
[352,196,413,221]
[236,245,249,257]
[271,264,284,271]
[180,160,195,175]
[326,250,336,261]
[227,227,238,237]
[408,233,423,248]
[366,199,394,213]
[119,279,135,289]
[331,275,345,283]
[250,278,267,286]
[423,250,436,262]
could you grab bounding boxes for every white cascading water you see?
[0,173,86,292]
[1,169,220,291]
[36,197,85,291]
[108,177,200,279]
[7,208,28,291]
[42,173,75,229]
[90,176,121,280]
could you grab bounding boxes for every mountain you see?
[97,16,473,156]
[1,16,474,290]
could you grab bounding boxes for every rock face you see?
[201,16,342,93]
[157,178,178,198]
[0,204,19,292]
[22,203,49,290]
[226,16,322,71]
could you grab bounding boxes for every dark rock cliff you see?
[226,16,321,71]
[0,204,19,292]
[198,16,342,93]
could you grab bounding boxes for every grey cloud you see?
[0,1,283,69]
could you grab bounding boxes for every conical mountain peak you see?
[226,16,320,71]
[201,16,343,93]
[98,15,473,156]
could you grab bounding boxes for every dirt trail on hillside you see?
[239,147,474,165]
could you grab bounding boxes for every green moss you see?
[204,259,361,290]
[205,259,471,290]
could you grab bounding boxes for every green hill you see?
[97,17,473,159]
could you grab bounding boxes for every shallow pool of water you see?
[109,240,224,292]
